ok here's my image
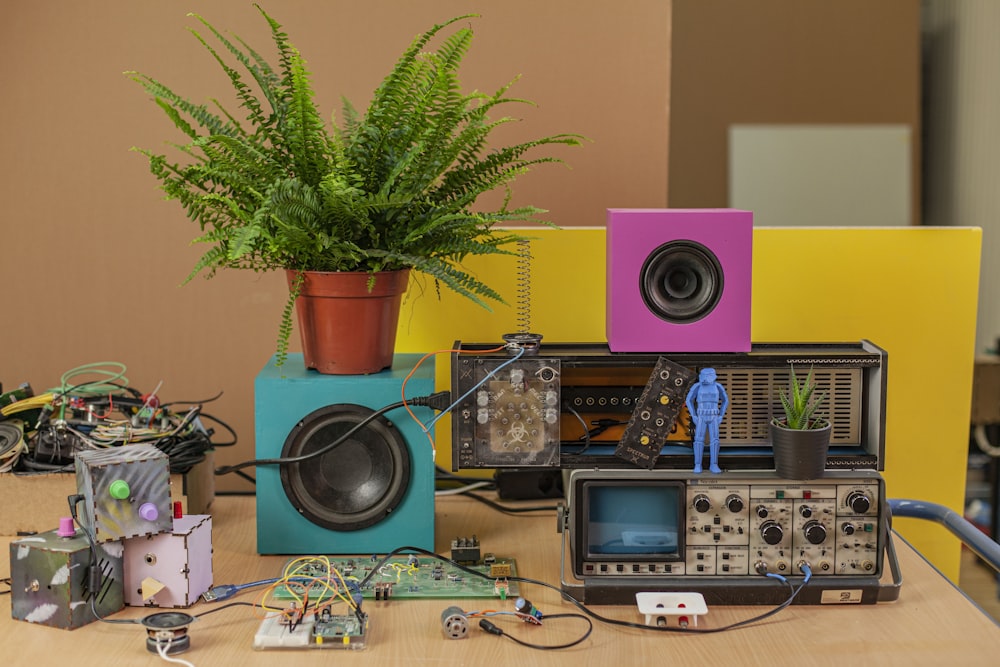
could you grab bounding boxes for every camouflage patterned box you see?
[9,526,124,629]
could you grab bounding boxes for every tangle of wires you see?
[253,556,367,631]
[0,363,236,476]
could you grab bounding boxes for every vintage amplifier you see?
[450,341,887,472]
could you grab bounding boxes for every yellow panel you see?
[395,226,982,581]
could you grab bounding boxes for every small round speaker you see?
[279,404,411,532]
[639,240,725,323]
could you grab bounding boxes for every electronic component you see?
[452,340,887,471]
[74,442,173,543]
[451,536,481,563]
[636,592,708,628]
[615,356,697,468]
[489,562,512,578]
[561,469,895,605]
[253,609,368,650]
[140,612,195,655]
[450,350,561,468]
[9,524,124,629]
[123,513,213,607]
[0,420,26,472]
[441,606,470,639]
[513,596,543,621]
[270,555,520,600]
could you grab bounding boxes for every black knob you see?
[846,491,871,514]
[803,520,827,545]
[693,494,712,513]
[756,505,769,519]
[760,520,783,545]
[725,494,745,513]
[842,523,856,536]
[799,505,813,518]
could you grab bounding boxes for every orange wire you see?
[90,393,114,420]
[400,345,508,451]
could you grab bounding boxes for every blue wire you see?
[423,346,527,432]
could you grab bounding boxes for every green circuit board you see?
[271,555,520,601]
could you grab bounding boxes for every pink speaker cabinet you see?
[606,208,753,353]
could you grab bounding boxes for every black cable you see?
[66,494,140,626]
[193,601,257,618]
[215,400,404,474]
[160,390,225,408]
[458,490,560,514]
[359,545,810,636]
[478,613,593,650]
[435,464,494,487]
[564,405,594,456]
[195,410,238,447]
[214,392,449,475]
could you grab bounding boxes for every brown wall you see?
[669,0,922,223]
[0,1,671,489]
[0,1,921,491]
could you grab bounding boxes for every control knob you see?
[842,522,856,536]
[693,494,712,513]
[755,505,769,519]
[799,505,813,518]
[845,491,872,515]
[802,520,827,545]
[759,520,783,545]
[725,494,745,514]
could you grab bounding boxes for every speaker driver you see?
[640,240,724,323]
[279,404,410,532]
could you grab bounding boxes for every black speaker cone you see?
[639,240,724,323]
[279,404,410,532]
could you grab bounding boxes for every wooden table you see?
[2,493,999,666]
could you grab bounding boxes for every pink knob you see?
[57,517,76,538]
[138,503,159,522]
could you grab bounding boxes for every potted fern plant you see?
[127,6,583,374]
[770,365,832,479]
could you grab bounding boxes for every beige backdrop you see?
[0,0,671,490]
[1,1,920,493]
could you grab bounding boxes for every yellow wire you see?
[0,392,54,417]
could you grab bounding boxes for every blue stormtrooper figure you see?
[685,367,728,474]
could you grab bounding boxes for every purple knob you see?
[57,517,77,538]
[138,503,159,522]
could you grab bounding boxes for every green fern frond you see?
[131,9,586,361]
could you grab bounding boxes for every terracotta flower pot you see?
[770,420,832,480]
[287,269,410,375]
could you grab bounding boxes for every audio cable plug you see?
[478,619,504,636]
[409,391,452,412]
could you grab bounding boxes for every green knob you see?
[109,479,131,500]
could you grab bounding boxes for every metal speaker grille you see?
[715,368,862,445]
[279,404,410,532]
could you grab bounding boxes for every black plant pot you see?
[770,421,832,480]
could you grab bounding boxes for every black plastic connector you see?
[409,391,452,412]
[479,619,504,636]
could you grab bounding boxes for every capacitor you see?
[513,597,543,622]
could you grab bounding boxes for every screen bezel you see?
[572,476,687,572]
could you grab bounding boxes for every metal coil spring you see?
[515,238,532,334]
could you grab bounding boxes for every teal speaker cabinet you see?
[254,354,435,554]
